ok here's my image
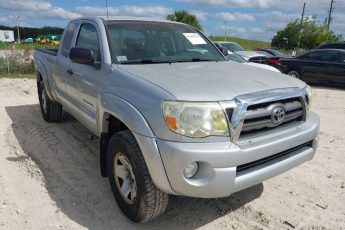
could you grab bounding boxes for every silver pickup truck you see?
[34,16,320,223]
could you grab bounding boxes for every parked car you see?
[24,38,33,44]
[215,42,281,71]
[34,16,320,223]
[256,51,284,72]
[235,51,267,64]
[224,50,281,73]
[281,49,345,86]
[316,42,345,50]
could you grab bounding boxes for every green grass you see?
[209,36,271,50]
[0,42,57,50]
[0,73,35,79]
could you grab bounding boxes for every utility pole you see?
[327,0,334,31]
[106,0,109,19]
[224,21,228,41]
[298,2,306,49]
[16,16,21,44]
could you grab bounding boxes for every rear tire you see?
[106,130,169,223]
[287,69,301,79]
[38,81,62,122]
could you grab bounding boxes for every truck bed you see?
[35,48,58,56]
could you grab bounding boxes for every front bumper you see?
[156,112,320,198]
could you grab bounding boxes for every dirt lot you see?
[0,78,344,230]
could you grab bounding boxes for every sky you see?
[0,0,344,42]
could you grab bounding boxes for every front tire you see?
[106,130,169,223]
[38,81,62,122]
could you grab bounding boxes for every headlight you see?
[162,101,229,138]
[304,85,313,113]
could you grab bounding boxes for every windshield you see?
[105,21,225,64]
[220,43,245,52]
[227,51,246,63]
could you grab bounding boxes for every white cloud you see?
[37,7,81,20]
[0,0,52,11]
[75,5,172,19]
[190,10,209,21]
[215,12,255,22]
[176,0,275,8]
[0,0,81,23]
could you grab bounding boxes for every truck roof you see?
[75,16,184,25]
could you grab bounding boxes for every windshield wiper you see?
[120,59,175,64]
[177,58,218,63]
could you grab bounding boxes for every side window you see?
[319,51,337,62]
[61,22,77,57]
[301,52,321,60]
[76,23,101,62]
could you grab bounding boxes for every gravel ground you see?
[0,78,344,230]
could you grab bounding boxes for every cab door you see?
[54,21,79,104]
[66,21,103,133]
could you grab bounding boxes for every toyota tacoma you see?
[34,16,320,223]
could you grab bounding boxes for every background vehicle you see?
[281,49,345,86]
[34,16,319,223]
[222,49,281,72]
[316,42,345,50]
[216,42,282,71]
[24,38,34,44]
[256,51,284,72]
[235,50,267,64]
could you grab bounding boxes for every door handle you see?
[67,69,73,75]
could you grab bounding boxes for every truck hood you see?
[118,61,306,101]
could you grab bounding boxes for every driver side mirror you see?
[69,47,95,66]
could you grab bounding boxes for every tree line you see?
[271,16,342,50]
[0,25,64,40]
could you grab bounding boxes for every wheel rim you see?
[41,87,48,113]
[113,152,137,204]
[288,70,300,78]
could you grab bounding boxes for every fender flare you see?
[35,59,56,101]
[100,93,154,137]
[99,93,174,194]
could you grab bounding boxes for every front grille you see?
[236,141,313,173]
[249,57,267,64]
[239,97,305,139]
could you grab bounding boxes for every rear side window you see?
[336,52,345,63]
[61,22,77,57]
[76,23,101,62]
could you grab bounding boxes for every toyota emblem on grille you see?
[271,106,285,124]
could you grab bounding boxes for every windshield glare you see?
[105,21,225,64]
[227,52,246,63]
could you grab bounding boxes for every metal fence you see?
[0,41,35,77]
